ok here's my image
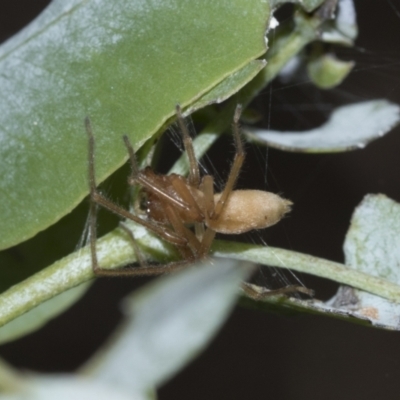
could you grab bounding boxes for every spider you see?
[85,105,312,298]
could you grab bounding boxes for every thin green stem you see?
[212,240,400,303]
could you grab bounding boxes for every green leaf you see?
[0,282,90,345]
[183,60,267,116]
[84,260,249,392]
[307,53,354,89]
[320,0,358,45]
[339,195,400,329]
[0,0,270,250]
[345,195,400,282]
[245,100,400,152]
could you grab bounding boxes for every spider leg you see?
[85,118,189,276]
[212,104,245,219]
[176,104,200,188]
[192,105,244,252]
[119,222,146,266]
[122,134,140,183]
[90,261,189,277]
[171,174,205,240]
[100,218,201,278]
[200,175,215,217]
[169,175,203,220]
[198,175,216,257]
[176,104,208,239]
[123,135,196,216]
[164,204,202,260]
[91,192,185,245]
[241,282,314,300]
[123,133,207,253]
[91,221,190,278]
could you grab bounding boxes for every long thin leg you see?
[164,204,201,259]
[170,175,206,241]
[242,282,314,300]
[91,222,190,277]
[119,222,146,266]
[85,118,191,276]
[123,135,196,215]
[123,134,207,247]
[85,120,186,246]
[201,175,215,217]
[123,134,140,185]
[176,104,200,188]
[198,228,216,258]
[198,175,216,257]
[211,104,245,219]
[92,190,187,246]
[175,105,206,238]
[169,175,203,220]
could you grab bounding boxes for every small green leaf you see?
[246,100,400,152]
[307,53,354,89]
[320,0,358,45]
[345,195,400,282]
[339,195,400,329]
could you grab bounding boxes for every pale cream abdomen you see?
[208,190,292,234]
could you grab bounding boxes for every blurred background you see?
[1,1,400,399]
